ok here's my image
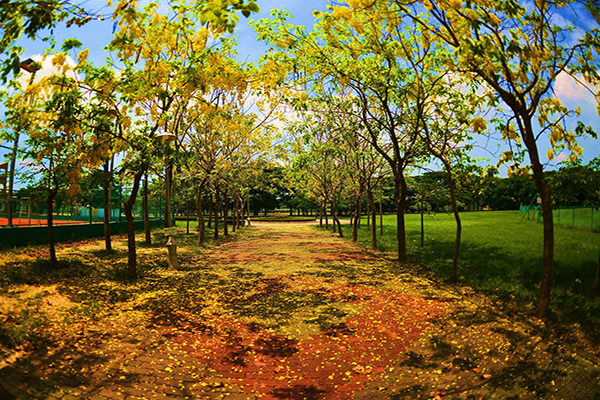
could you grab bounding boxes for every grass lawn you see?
[340,210,600,340]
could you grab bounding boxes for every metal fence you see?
[520,205,600,232]
[1,188,165,227]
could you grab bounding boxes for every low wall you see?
[0,219,165,249]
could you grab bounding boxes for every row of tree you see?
[0,0,277,277]
[2,0,600,317]
[252,0,600,317]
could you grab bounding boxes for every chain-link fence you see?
[520,205,600,232]
[1,187,166,227]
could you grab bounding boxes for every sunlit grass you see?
[340,210,600,339]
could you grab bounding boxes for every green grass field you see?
[340,210,600,336]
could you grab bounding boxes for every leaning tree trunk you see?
[47,186,58,266]
[143,172,151,245]
[103,160,113,251]
[367,188,377,250]
[125,169,144,278]
[331,201,343,238]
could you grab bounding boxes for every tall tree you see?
[395,0,600,317]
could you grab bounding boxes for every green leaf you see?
[62,38,82,52]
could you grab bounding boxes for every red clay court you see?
[0,217,89,227]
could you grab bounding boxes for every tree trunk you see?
[143,172,151,245]
[395,172,408,262]
[366,198,370,231]
[379,183,383,236]
[367,188,377,250]
[196,181,206,244]
[420,195,425,247]
[214,188,220,240]
[240,193,246,226]
[47,188,58,265]
[331,201,343,238]
[319,203,323,227]
[208,192,213,228]
[165,166,173,228]
[125,169,144,278]
[223,189,229,236]
[522,118,554,319]
[352,195,361,242]
[246,193,251,227]
[103,161,113,251]
[186,210,190,234]
[233,195,238,232]
[324,201,329,229]
[444,162,461,283]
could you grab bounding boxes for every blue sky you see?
[2,0,599,179]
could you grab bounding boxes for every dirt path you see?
[0,222,599,399]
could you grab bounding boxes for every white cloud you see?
[554,71,595,101]
[17,53,78,88]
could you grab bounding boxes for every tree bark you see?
[165,166,173,228]
[223,189,229,236]
[521,118,554,319]
[233,194,238,232]
[352,195,361,242]
[444,162,461,283]
[196,181,206,244]
[103,160,113,251]
[331,201,343,237]
[143,172,151,245]
[420,195,425,247]
[208,192,213,228]
[125,169,144,278]
[246,193,251,227]
[379,183,383,236]
[213,187,220,240]
[366,198,370,231]
[367,188,377,250]
[395,172,408,262]
[319,203,323,227]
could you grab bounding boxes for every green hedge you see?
[0,219,165,249]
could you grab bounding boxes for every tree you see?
[547,158,600,207]
[0,0,259,81]
[419,71,482,282]
[288,107,349,237]
[395,0,600,317]
[105,0,260,275]
[14,50,87,265]
[254,7,431,259]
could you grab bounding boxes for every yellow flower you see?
[472,116,487,133]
